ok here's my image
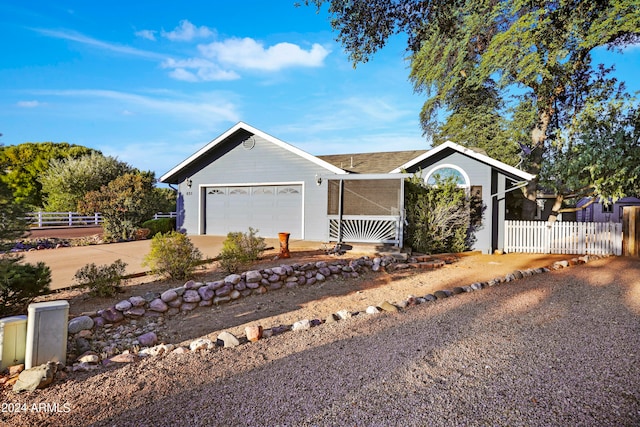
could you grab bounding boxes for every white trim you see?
[390,140,535,181]
[197,181,305,238]
[161,122,347,182]
[424,163,470,187]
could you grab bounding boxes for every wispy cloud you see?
[161,20,214,42]
[134,29,157,41]
[17,100,42,108]
[33,28,166,60]
[199,38,330,71]
[31,89,240,125]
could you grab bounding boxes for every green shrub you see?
[218,227,267,273]
[141,218,176,237]
[143,231,203,280]
[404,174,483,254]
[0,255,51,317]
[74,259,127,297]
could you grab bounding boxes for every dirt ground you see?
[39,246,573,348]
[27,226,575,348]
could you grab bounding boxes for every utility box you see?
[25,301,69,369]
[0,315,28,371]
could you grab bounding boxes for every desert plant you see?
[74,259,127,297]
[143,231,203,280]
[141,218,176,237]
[218,227,267,273]
[0,256,51,316]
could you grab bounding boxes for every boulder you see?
[68,316,94,334]
[13,362,58,393]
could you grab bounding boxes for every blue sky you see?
[1,2,638,178]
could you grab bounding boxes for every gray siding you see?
[176,133,336,241]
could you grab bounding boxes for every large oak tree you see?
[304,0,640,219]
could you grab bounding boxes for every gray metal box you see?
[25,301,69,369]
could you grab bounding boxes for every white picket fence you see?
[27,212,176,228]
[504,220,622,256]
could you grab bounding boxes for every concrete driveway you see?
[20,234,321,291]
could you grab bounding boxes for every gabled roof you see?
[160,122,347,183]
[318,150,427,174]
[390,140,535,181]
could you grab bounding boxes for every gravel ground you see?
[2,256,639,427]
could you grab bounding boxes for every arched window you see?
[424,164,470,188]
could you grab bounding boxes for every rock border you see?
[64,253,605,373]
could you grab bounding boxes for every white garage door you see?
[204,184,303,238]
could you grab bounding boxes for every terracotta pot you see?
[278,232,290,258]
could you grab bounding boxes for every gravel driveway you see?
[3,256,639,426]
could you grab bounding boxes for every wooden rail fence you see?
[26,212,176,228]
[505,220,622,256]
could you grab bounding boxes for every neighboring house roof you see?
[391,140,535,181]
[160,121,347,183]
[317,150,427,174]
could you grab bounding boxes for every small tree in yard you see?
[404,174,483,255]
[0,179,51,316]
[78,172,160,241]
[218,228,267,273]
[143,231,203,281]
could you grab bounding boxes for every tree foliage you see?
[0,142,96,208]
[78,172,162,241]
[0,180,51,316]
[305,0,640,217]
[40,153,136,212]
[0,179,29,252]
[0,257,51,317]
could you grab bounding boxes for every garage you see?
[204,184,303,238]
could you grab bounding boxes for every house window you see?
[425,164,470,188]
[602,203,613,214]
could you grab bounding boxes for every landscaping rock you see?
[292,319,311,331]
[115,300,132,312]
[13,362,57,393]
[189,338,213,352]
[129,296,146,307]
[379,301,399,312]
[182,289,201,303]
[101,307,124,323]
[149,299,168,312]
[160,289,178,303]
[138,332,158,347]
[68,316,94,334]
[245,325,263,342]
[217,331,240,348]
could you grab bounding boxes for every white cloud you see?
[135,29,157,41]
[161,20,214,42]
[162,57,240,82]
[33,28,166,60]
[199,37,330,71]
[17,100,42,108]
